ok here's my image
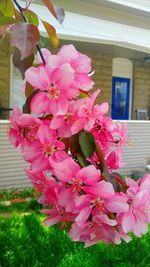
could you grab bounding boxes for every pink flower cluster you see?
[9,45,150,247]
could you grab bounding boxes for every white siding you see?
[0,120,150,189]
[0,121,30,189]
[120,120,150,175]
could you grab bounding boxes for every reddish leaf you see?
[42,20,58,48]
[42,0,65,24]
[111,172,128,189]
[95,142,106,173]
[25,82,34,98]
[0,24,9,37]
[10,22,40,59]
[12,48,34,78]
[23,89,40,114]
[41,0,57,19]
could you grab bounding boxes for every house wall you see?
[1,39,150,120]
[0,37,10,119]
[81,51,113,114]
[92,54,113,112]
[132,64,150,119]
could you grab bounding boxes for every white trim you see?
[0,120,10,124]
[103,0,150,12]
[18,0,150,53]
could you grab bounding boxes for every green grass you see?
[0,187,38,201]
[0,199,42,214]
[0,211,150,267]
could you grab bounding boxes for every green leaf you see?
[10,22,40,59]
[40,35,47,47]
[79,131,95,158]
[77,154,89,167]
[79,91,89,98]
[0,0,14,16]
[0,16,17,25]
[24,10,39,27]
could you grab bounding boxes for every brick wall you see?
[132,64,150,119]
[80,50,113,114]
[0,37,10,119]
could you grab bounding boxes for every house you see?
[0,0,150,188]
[0,0,150,120]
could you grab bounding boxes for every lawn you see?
[0,198,150,267]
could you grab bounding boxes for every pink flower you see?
[106,147,125,171]
[114,122,128,147]
[22,125,65,172]
[57,45,94,91]
[9,107,42,147]
[120,175,150,237]
[92,116,115,154]
[50,101,79,137]
[25,169,56,192]
[71,90,102,133]
[52,157,101,186]
[25,45,94,116]
[25,64,73,115]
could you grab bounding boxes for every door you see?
[111,77,130,120]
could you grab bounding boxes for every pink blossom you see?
[120,175,150,237]
[71,90,102,133]
[9,44,150,247]
[25,169,56,192]
[22,125,65,172]
[52,157,101,186]
[106,147,125,171]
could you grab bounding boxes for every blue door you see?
[111,77,130,120]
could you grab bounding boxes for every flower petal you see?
[52,63,74,88]
[84,181,115,199]
[77,165,101,185]
[58,44,78,63]
[25,66,50,90]
[121,210,136,233]
[74,73,94,91]
[105,198,129,213]
[50,116,65,129]
[75,206,92,226]
[52,158,80,182]
[37,125,56,144]
[30,92,50,114]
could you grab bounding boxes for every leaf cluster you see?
[0,0,65,79]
